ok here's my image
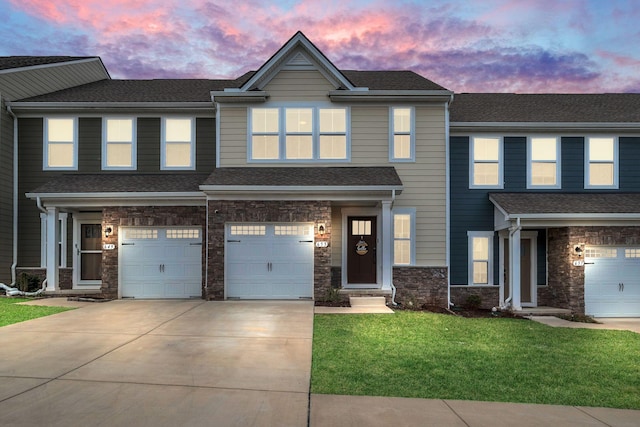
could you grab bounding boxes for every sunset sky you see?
[1,0,638,93]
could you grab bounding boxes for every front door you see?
[74,222,102,287]
[504,238,534,306]
[347,216,377,284]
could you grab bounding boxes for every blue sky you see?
[1,0,638,92]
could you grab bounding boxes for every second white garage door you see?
[225,223,314,299]
[585,246,640,317]
[120,227,202,299]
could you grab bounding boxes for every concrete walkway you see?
[1,298,639,426]
[530,315,640,333]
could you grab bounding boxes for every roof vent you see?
[287,52,312,66]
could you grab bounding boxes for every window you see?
[528,137,560,188]
[470,136,502,188]
[162,118,195,169]
[44,118,77,170]
[468,231,494,285]
[250,107,348,161]
[390,107,414,161]
[585,137,618,188]
[103,118,136,170]
[40,213,68,268]
[393,208,416,265]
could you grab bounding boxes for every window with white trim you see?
[468,231,494,285]
[390,107,414,161]
[103,118,136,170]
[528,137,560,188]
[393,208,416,265]
[249,106,348,161]
[162,118,195,169]
[585,137,618,188]
[470,136,502,188]
[40,213,68,268]
[44,118,77,170]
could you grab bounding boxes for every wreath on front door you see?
[355,238,369,255]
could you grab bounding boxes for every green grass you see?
[0,298,73,327]
[312,311,640,409]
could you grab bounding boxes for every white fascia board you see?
[210,91,269,103]
[206,191,396,202]
[329,90,453,103]
[450,122,640,133]
[199,185,403,192]
[0,57,103,75]
[26,192,205,207]
[508,213,640,220]
[9,102,213,112]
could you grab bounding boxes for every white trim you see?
[584,136,619,189]
[467,231,495,286]
[498,230,538,308]
[451,122,640,132]
[341,207,382,288]
[102,117,137,170]
[215,102,221,168]
[527,136,561,189]
[0,57,103,75]
[392,208,416,266]
[161,117,196,170]
[469,136,503,189]
[39,212,68,268]
[389,107,415,162]
[248,105,351,162]
[43,117,78,171]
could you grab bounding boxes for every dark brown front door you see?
[347,216,377,284]
[504,238,532,304]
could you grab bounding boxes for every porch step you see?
[349,296,387,307]
[515,306,572,316]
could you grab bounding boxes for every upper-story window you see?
[162,118,195,170]
[528,137,560,188]
[389,107,414,161]
[103,118,136,170]
[470,136,503,188]
[585,136,618,188]
[44,118,77,170]
[249,106,348,161]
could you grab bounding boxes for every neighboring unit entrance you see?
[504,238,534,306]
[347,216,377,284]
[225,223,314,299]
[120,227,202,298]
[585,246,640,317]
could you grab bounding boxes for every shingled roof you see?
[202,167,403,187]
[0,56,97,71]
[29,174,208,194]
[451,93,640,123]
[490,193,640,215]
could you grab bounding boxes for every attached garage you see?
[225,223,314,299]
[585,246,640,317]
[120,227,203,298]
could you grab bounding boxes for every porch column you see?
[509,225,521,311]
[381,201,393,290]
[45,207,59,291]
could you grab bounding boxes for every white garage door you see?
[225,223,314,299]
[585,247,640,317]
[120,227,202,299]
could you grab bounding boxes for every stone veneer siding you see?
[101,206,206,299]
[393,266,448,308]
[207,200,331,300]
[449,286,499,310]
[16,267,72,290]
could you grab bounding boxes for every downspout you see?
[389,189,398,306]
[445,94,453,308]
[502,217,521,309]
[0,105,47,296]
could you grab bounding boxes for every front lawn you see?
[0,298,73,327]
[312,311,640,409]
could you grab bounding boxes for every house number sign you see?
[355,238,369,255]
[103,243,116,250]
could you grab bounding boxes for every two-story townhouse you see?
[0,57,109,286]
[7,32,452,306]
[449,93,640,317]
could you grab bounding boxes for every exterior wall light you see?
[104,226,113,238]
[318,223,326,236]
[575,246,583,257]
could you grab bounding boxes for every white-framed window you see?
[389,107,415,161]
[585,136,618,188]
[162,117,195,170]
[40,213,68,268]
[249,106,349,161]
[44,118,77,170]
[102,117,136,170]
[393,208,416,265]
[468,231,494,285]
[469,136,503,188]
[527,136,560,188]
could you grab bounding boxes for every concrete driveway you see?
[0,300,313,426]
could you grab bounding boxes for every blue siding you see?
[450,135,640,286]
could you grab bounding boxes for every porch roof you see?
[490,192,640,229]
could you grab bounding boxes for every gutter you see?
[446,92,454,309]
[6,104,17,286]
[502,217,522,309]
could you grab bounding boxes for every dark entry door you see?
[347,216,377,284]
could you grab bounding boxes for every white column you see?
[381,201,393,290]
[45,207,59,291]
[509,227,521,311]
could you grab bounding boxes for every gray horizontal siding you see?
[0,99,13,283]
